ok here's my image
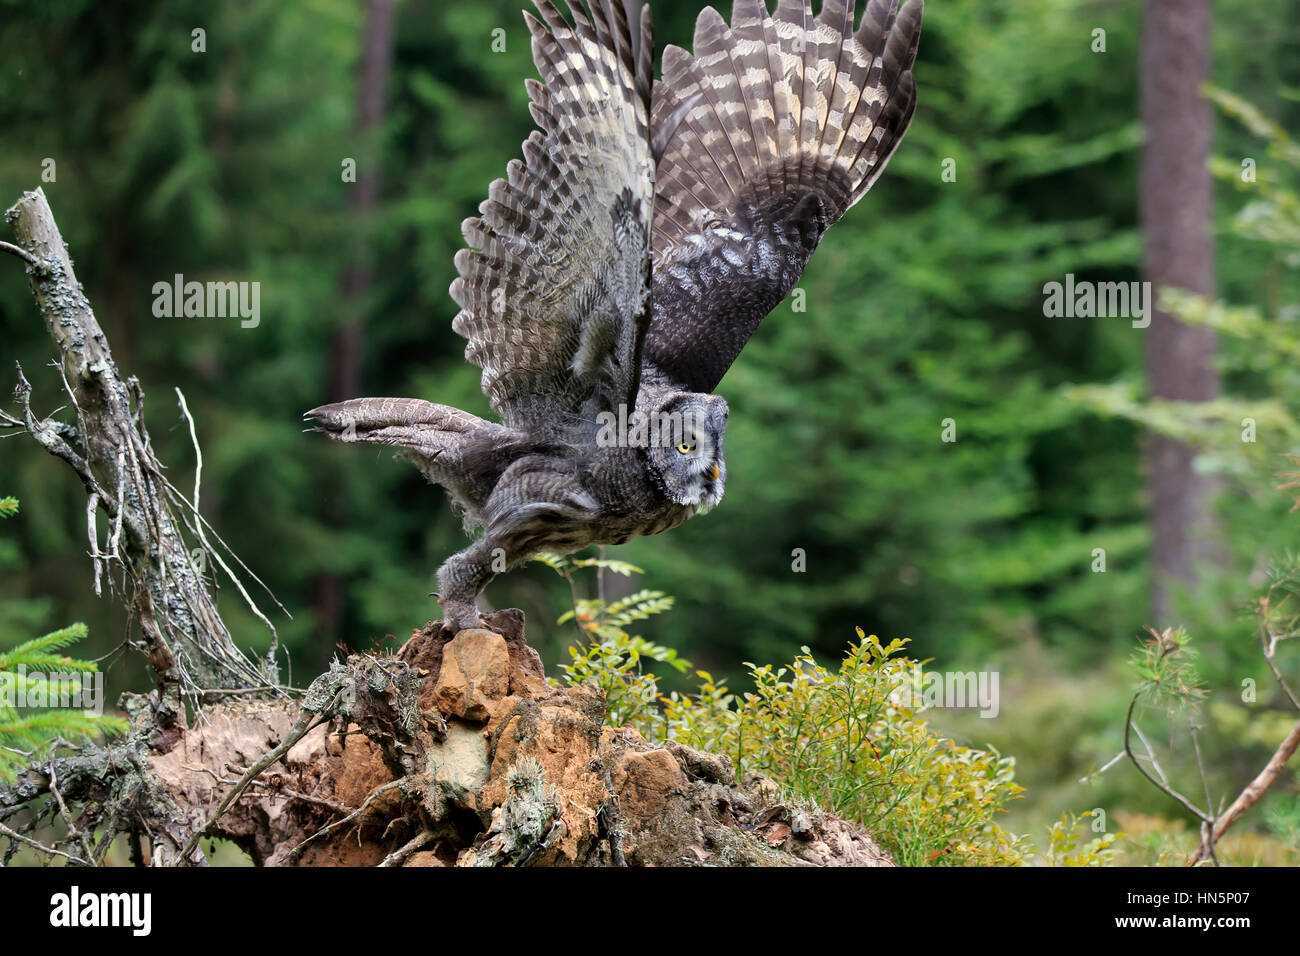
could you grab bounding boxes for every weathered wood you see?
[5,187,271,700]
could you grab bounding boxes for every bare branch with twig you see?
[4,186,279,699]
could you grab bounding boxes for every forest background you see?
[2,0,1299,858]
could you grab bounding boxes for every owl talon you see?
[439,599,482,636]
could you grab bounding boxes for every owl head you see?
[646,393,728,510]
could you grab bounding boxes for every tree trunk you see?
[4,189,276,705]
[328,0,395,403]
[1140,0,1218,624]
[316,0,397,653]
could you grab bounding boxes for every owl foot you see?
[436,596,484,637]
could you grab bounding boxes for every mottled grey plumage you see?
[307,0,922,633]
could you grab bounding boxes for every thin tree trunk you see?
[329,0,395,402]
[1140,0,1218,624]
[316,0,397,653]
[5,188,281,748]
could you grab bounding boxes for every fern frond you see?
[605,590,675,627]
[530,551,572,573]
[569,557,643,576]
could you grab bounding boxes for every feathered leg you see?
[306,395,523,508]
[306,398,488,461]
[435,539,500,634]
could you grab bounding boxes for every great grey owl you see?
[307,0,922,633]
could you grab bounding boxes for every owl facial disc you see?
[646,394,728,510]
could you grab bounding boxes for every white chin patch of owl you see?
[670,477,723,511]
[685,474,725,512]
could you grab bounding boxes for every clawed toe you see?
[439,598,484,636]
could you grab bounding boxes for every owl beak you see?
[707,463,720,482]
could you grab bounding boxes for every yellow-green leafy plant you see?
[546,554,1033,864]
[1040,811,1123,866]
[657,630,1029,865]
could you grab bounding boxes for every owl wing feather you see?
[645,0,922,393]
[451,0,655,430]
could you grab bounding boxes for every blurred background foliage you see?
[1,0,1299,855]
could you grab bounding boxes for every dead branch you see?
[0,239,35,266]
[5,186,275,700]
[1187,716,1300,865]
[1123,695,1212,825]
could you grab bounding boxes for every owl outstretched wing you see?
[451,0,654,430]
[645,0,923,393]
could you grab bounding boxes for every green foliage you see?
[550,555,1031,865]
[1066,85,1300,500]
[557,589,679,637]
[543,553,689,729]
[1129,627,1209,712]
[1264,781,1300,850]
[1040,811,1123,867]
[0,623,100,675]
[1064,84,1300,687]
[561,630,685,731]
[549,558,1148,866]
[653,630,1029,866]
[0,500,128,784]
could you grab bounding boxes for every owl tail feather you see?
[652,0,922,245]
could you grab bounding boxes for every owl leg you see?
[435,539,499,634]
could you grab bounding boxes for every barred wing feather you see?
[646,0,922,393]
[451,0,655,429]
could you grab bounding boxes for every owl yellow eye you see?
[676,442,692,454]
